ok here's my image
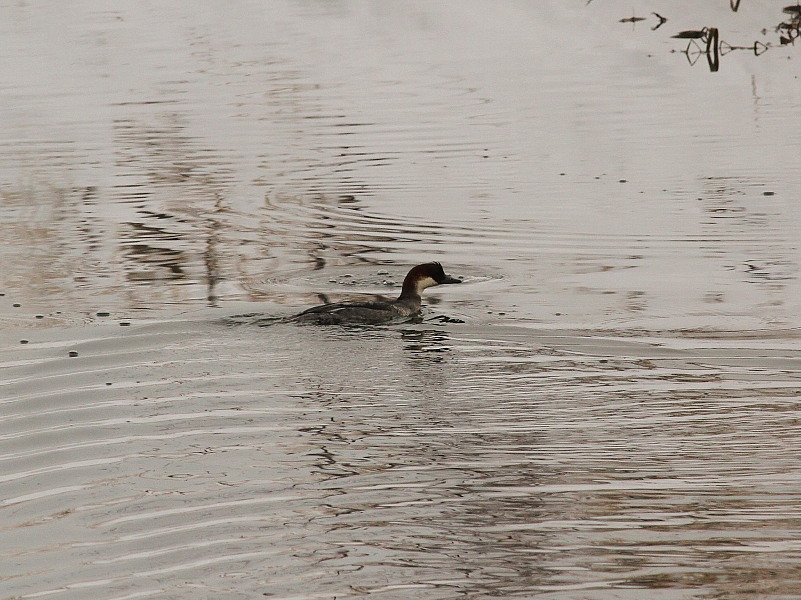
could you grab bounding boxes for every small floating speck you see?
[68,351,78,357]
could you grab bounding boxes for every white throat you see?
[414,276,439,295]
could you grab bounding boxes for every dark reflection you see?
[779,5,801,45]
[619,11,666,31]
[671,28,709,40]
[618,13,646,25]
[651,12,668,31]
[707,27,720,71]
[400,328,453,360]
[202,196,225,305]
[610,3,799,72]
[121,221,187,281]
[720,40,769,56]
[673,27,724,71]
[298,421,361,479]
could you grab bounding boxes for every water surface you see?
[2,1,801,598]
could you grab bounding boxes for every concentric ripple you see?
[1,317,801,599]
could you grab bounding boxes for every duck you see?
[291,262,461,325]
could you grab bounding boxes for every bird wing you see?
[294,300,393,317]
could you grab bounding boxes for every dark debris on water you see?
[610,2,799,71]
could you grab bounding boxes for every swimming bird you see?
[291,262,461,325]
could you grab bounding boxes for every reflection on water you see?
[112,114,234,304]
[620,2,797,71]
[2,0,801,598]
[2,319,801,599]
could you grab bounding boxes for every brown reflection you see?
[203,195,224,305]
[0,184,112,305]
[113,114,232,306]
[122,221,186,281]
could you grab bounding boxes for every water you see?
[2,1,801,598]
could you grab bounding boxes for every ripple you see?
[3,311,800,598]
[2,0,801,597]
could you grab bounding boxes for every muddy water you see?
[2,1,801,598]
